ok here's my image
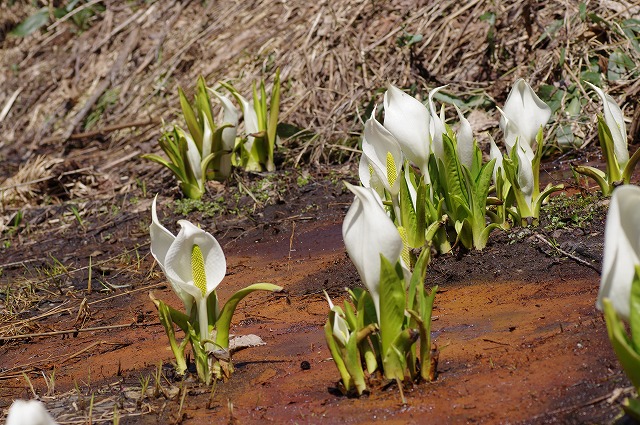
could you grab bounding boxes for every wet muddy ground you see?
[0,171,630,424]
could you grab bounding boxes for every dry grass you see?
[0,1,638,191]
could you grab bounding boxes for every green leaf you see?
[10,8,49,37]
[572,164,610,195]
[151,296,189,375]
[623,147,640,185]
[622,397,640,421]
[630,266,640,350]
[408,249,430,313]
[345,333,367,395]
[267,69,281,172]
[179,87,203,150]
[324,317,352,389]
[215,283,282,349]
[400,169,423,248]
[378,256,405,360]
[603,299,640,389]
[149,293,192,333]
[592,105,615,154]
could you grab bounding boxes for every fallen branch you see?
[534,234,601,274]
[0,322,160,342]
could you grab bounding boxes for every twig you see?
[60,341,129,365]
[42,119,156,144]
[534,234,601,274]
[0,323,159,342]
[0,87,22,122]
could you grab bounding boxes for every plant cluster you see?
[149,196,282,384]
[143,71,281,200]
[326,184,437,397]
[357,79,562,258]
[573,83,640,195]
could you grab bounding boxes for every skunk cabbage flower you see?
[6,400,57,425]
[515,142,534,209]
[150,196,227,339]
[585,82,629,169]
[454,104,474,170]
[342,183,403,318]
[180,128,204,183]
[383,84,431,173]
[428,86,447,160]
[210,91,239,151]
[597,185,640,320]
[211,91,239,176]
[361,112,404,197]
[233,92,260,153]
[498,79,551,159]
[358,155,385,198]
[324,291,350,346]
[489,136,504,184]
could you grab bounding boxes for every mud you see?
[0,173,629,424]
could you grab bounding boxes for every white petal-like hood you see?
[342,183,403,318]
[164,220,227,301]
[454,104,474,170]
[499,79,551,153]
[362,112,404,196]
[598,185,640,320]
[383,84,431,172]
[585,82,629,169]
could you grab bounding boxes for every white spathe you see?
[150,196,227,339]
[324,292,350,346]
[234,92,260,152]
[6,400,57,425]
[342,183,403,319]
[383,84,431,173]
[454,104,474,170]
[489,136,504,184]
[428,86,447,160]
[210,90,239,151]
[361,111,404,197]
[598,185,640,320]
[498,79,551,159]
[515,142,534,209]
[585,81,629,169]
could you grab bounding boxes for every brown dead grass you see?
[1,1,639,191]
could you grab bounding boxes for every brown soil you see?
[0,173,629,424]
[1,0,639,424]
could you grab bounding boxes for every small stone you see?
[300,361,311,371]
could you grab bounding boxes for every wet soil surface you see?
[0,170,630,424]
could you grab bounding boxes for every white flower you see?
[358,154,385,199]
[489,136,504,184]
[6,400,57,425]
[150,196,226,338]
[597,185,640,320]
[361,111,404,197]
[585,82,629,169]
[233,92,259,153]
[383,84,431,174]
[210,91,239,152]
[454,104,474,170]
[324,291,350,346]
[178,127,204,183]
[428,86,447,160]
[515,141,534,210]
[498,79,551,159]
[342,183,403,318]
